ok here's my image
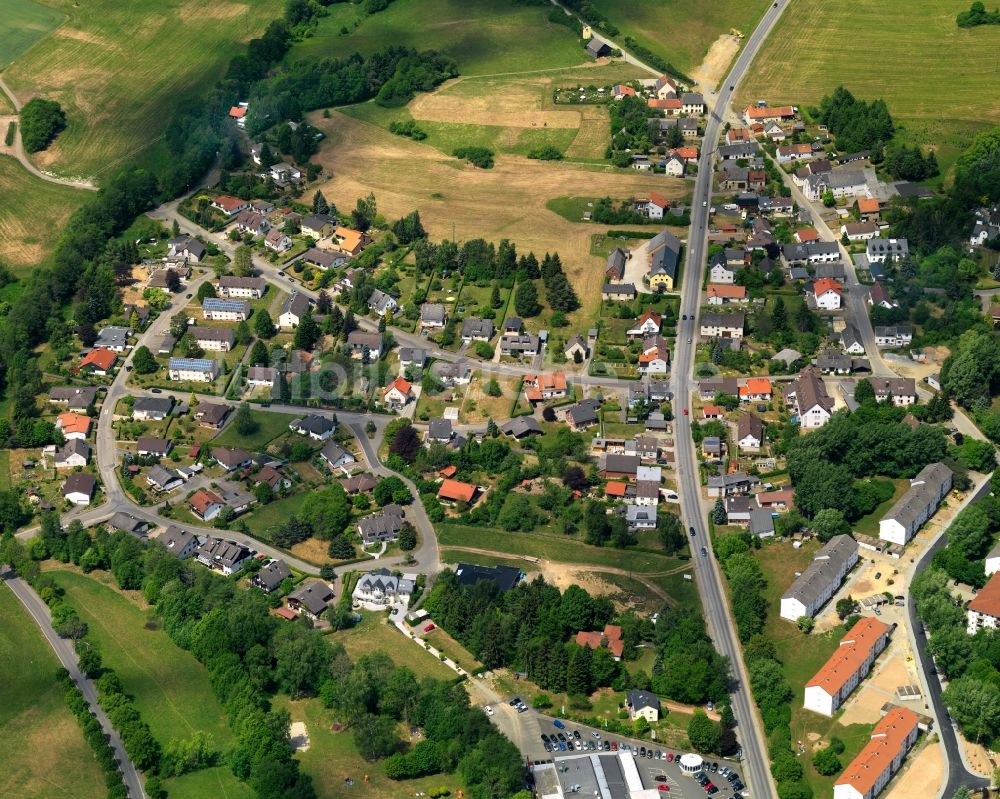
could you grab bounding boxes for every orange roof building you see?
[703,405,723,419]
[228,106,247,119]
[743,105,795,123]
[814,278,844,308]
[333,227,370,256]
[707,284,748,303]
[604,481,629,498]
[575,623,624,659]
[438,479,477,504]
[81,348,117,373]
[671,146,699,161]
[834,707,920,799]
[384,376,414,406]
[438,465,457,479]
[967,572,1000,634]
[647,191,671,209]
[857,197,881,217]
[739,377,772,400]
[648,98,682,112]
[189,489,224,520]
[56,412,92,439]
[795,227,820,243]
[804,617,891,716]
[524,372,568,402]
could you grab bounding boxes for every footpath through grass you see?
[0,584,105,799]
[50,570,237,751]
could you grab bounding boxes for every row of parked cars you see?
[695,764,746,798]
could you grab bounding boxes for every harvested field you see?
[309,110,686,322]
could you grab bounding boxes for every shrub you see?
[453,146,495,169]
[527,145,563,161]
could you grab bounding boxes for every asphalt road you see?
[670,3,792,799]
[907,479,992,797]
[3,571,146,799]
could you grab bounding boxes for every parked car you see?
[423,623,435,632]
[485,706,493,716]
[553,719,565,729]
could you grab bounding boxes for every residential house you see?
[625,505,657,530]
[434,361,472,386]
[564,335,589,361]
[189,326,235,352]
[646,230,681,292]
[776,143,817,163]
[698,377,739,400]
[353,569,415,608]
[702,436,723,458]
[319,439,356,473]
[805,617,892,717]
[437,479,478,504]
[146,465,183,492]
[709,254,736,284]
[81,348,117,375]
[802,169,870,202]
[197,537,252,575]
[251,559,292,593]
[461,318,494,343]
[49,386,98,412]
[426,419,455,446]
[833,707,920,799]
[758,488,795,510]
[189,489,225,521]
[499,417,543,439]
[202,298,250,321]
[649,97,682,114]
[718,166,750,192]
[107,512,149,538]
[816,348,855,374]
[726,496,752,524]
[868,282,896,309]
[398,347,427,371]
[842,221,879,242]
[136,437,172,457]
[874,325,913,348]
[95,326,131,352]
[246,366,276,388]
[367,288,399,316]
[212,195,250,216]
[626,689,661,723]
[419,303,448,330]
[357,506,405,546]
[700,312,745,339]
[780,535,858,620]
[54,439,91,469]
[611,83,635,100]
[718,142,761,161]
[500,333,541,358]
[212,446,253,472]
[331,227,372,257]
[653,74,677,98]
[168,358,218,382]
[968,572,1000,634]
[576,624,625,660]
[289,414,336,441]
[750,507,776,538]
[970,206,1000,247]
[706,471,757,498]
[742,105,795,125]
[586,38,611,58]
[867,237,909,264]
[132,396,174,421]
[346,331,383,360]
[279,292,311,329]
[856,197,882,223]
[268,162,301,185]
[813,278,844,311]
[598,454,640,480]
[842,324,866,355]
[264,228,292,252]
[300,214,336,239]
[56,412,92,441]
[879,462,952,545]
[285,581,334,620]
[233,209,271,237]
[63,473,97,506]
[706,284,747,305]
[523,372,568,402]
[342,473,378,494]
[736,414,764,450]
[628,309,662,338]
[662,155,685,177]
[255,465,291,492]
[782,241,841,265]
[606,248,627,280]
[565,399,601,431]
[602,283,637,301]
[680,92,704,114]
[302,247,346,272]
[870,377,917,407]
[784,367,834,428]
[167,235,206,262]
[383,376,415,409]
[638,347,669,375]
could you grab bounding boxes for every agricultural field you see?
[287,0,586,75]
[0,154,85,271]
[48,569,244,792]
[739,0,1000,176]
[0,585,106,799]
[308,110,686,326]
[590,0,772,80]
[3,0,284,181]
[0,0,64,69]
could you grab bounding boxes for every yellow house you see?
[646,230,680,292]
[627,689,660,723]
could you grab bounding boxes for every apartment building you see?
[780,535,858,621]
[878,463,952,546]
[833,707,920,799]
[804,617,891,716]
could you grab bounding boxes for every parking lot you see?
[492,696,747,798]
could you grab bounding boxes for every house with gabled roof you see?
[384,376,415,409]
[81,348,117,375]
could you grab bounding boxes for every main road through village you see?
[8,1,990,796]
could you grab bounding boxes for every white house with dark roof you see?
[279,292,311,329]
[352,568,414,609]
[879,463,952,545]
[289,414,336,441]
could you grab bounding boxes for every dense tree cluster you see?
[19,98,67,153]
[425,573,630,695]
[651,605,728,706]
[540,252,580,313]
[957,2,1000,26]
[883,144,939,181]
[607,95,652,165]
[452,146,495,169]
[816,86,894,154]
[785,404,948,519]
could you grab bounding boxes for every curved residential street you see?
[3,570,146,799]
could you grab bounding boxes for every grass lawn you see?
[288,0,585,75]
[0,449,10,490]
[273,694,469,799]
[437,523,688,575]
[164,767,253,799]
[739,0,1000,177]
[0,155,86,272]
[243,493,310,538]
[4,0,284,181]
[422,625,483,672]
[0,585,106,799]
[336,612,456,681]
[590,0,771,76]
[853,478,909,536]
[211,410,298,450]
[49,570,237,752]
[440,548,541,574]
[0,0,64,68]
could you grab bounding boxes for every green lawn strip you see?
[0,0,64,68]
[50,570,235,749]
[288,0,585,75]
[211,410,298,450]
[436,523,684,574]
[336,611,456,681]
[0,585,106,799]
[440,548,541,573]
[0,449,11,490]
[163,766,253,799]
